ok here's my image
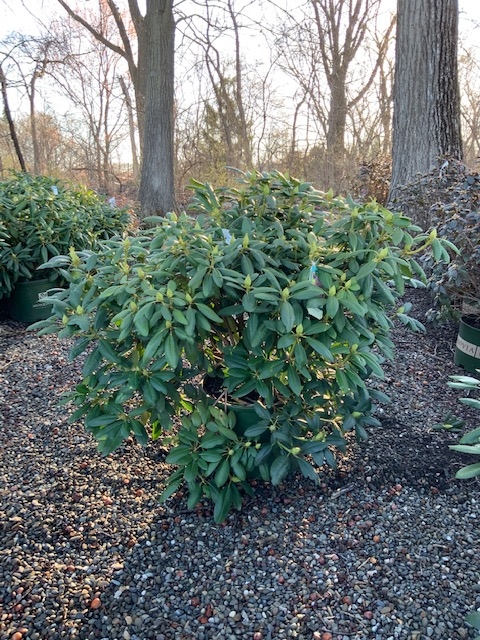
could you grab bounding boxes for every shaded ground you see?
[0,287,479,640]
[346,288,478,492]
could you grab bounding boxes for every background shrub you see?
[0,172,131,298]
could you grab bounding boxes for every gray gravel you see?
[0,291,479,640]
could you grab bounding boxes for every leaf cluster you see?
[32,169,452,521]
[391,157,480,321]
[447,375,480,480]
[0,172,131,299]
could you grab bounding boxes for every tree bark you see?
[389,0,462,202]
[119,74,140,180]
[138,0,176,216]
[55,0,176,216]
[0,65,27,172]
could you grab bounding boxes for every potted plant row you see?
[0,172,131,322]
[33,170,454,521]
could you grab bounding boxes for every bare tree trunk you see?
[0,65,27,172]
[227,0,252,167]
[55,0,177,215]
[119,74,140,179]
[277,0,389,191]
[389,0,462,202]
[29,80,41,174]
[325,76,348,186]
[138,0,176,216]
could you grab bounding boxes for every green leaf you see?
[339,293,366,316]
[359,351,385,378]
[165,333,179,368]
[305,337,333,361]
[86,413,121,428]
[189,265,208,290]
[336,369,350,393]
[82,347,102,376]
[258,360,284,380]
[355,424,369,442]
[270,455,290,485]
[242,291,256,312]
[324,448,337,469]
[172,308,188,325]
[213,485,234,523]
[459,398,480,411]
[356,261,377,280]
[98,339,120,363]
[231,461,246,481]
[134,302,154,336]
[187,482,203,509]
[297,457,319,483]
[200,450,223,463]
[184,460,199,483]
[69,337,91,360]
[280,301,295,332]
[166,445,192,465]
[255,444,273,466]
[159,472,183,502]
[244,423,269,437]
[195,302,223,323]
[450,444,480,455]
[130,419,149,446]
[307,306,324,320]
[141,327,168,365]
[455,462,480,479]
[294,342,308,368]
[326,295,339,318]
[216,423,239,441]
[253,403,272,420]
[278,334,296,349]
[466,611,480,629]
[287,365,302,395]
[215,458,231,487]
[458,427,480,444]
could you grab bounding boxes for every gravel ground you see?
[0,289,479,640]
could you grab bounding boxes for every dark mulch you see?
[344,287,479,492]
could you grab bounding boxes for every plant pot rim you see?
[460,314,480,329]
[16,275,54,285]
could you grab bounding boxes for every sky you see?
[1,0,479,164]
[1,1,480,40]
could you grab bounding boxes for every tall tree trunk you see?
[29,81,41,174]
[389,0,462,202]
[0,65,27,172]
[227,0,252,167]
[119,75,140,179]
[138,0,176,216]
[55,0,178,214]
[326,75,348,187]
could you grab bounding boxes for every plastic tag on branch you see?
[222,229,233,245]
[310,262,320,286]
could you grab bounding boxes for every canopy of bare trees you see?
[0,0,478,212]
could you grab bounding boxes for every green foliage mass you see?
[0,172,131,298]
[447,375,480,480]
[32,170,452,522]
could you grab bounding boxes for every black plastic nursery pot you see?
[454,315,480,373]
[9,278,55,324]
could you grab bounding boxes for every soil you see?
[342,287,479,492]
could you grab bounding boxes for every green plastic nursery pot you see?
[228,404,262,435]
[9,278,55,324]
[454,316,480,373]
